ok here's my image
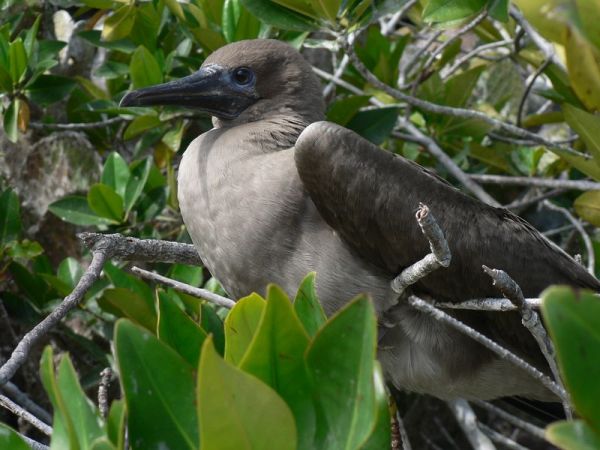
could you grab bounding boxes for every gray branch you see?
[0,382,52,425]
[98,368,112,419]
[471,400,545,439]
[29,117,125,130]
[130,266,235,309]
[433,297,541,311]
[391,203,451,295]
[447,399,496,450]
[478,423,528,450]
[468,174,600,191]
[0,394,52,436]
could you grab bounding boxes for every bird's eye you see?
[233,67,254,86]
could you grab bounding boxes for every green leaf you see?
[240,285,315,449]
[24,16,41,57]
[224,293,266,365]
[542,287,600,430]
[546,420,600,450]
[115,320,199,450]
[552,148,600,181]
[326,95,371,126]
[347,107,398,145]
[9,38,27,83]
[26,75,76,105]
[241,0,319,31]
[489,0,509,22]
[123,115,161,140]
[201,303,226,355]
[157,290,207,367]
[565,26,600,111]
[106,399,126,449]
[0,188,21,245]
[102,5,136,42]
[423,0,486,22]
[577,0,600,51]
[169,264,203,286]
[91,437,117,450]
[57,257,83,290]
[310,0,340,22]
[99,287,157,332]
[293,272,326,337]
[130,46,162,89]
[124,157,152,216]
[359,363,391,450]
[198,336,298,450]
[49,195,116,226]
[306,295,378,450]
[101,153,130,199]
[0,423,31,450]
[3,99,18,143]
[563,104,600,163]
[87,184,124,223]
[574,191,600,226]
[5,240,43,260]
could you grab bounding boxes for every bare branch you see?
[391,203,451,295]
[380,0,418,36]
[542,201,595,273]
[396,410,412,450]
[79,232,202,266]
[130,266,235,309]
[447,399,496,450]
[0,249,108,386]
[0,382,52,425]
[98,368,112,419]
[407,295,567,400]
[504,189,566,211]
[468,174,600,191]
[0,394,52,436]
[444,40,513,78]
[478,423,529,450]
[471,400,545,439]
[433,297,541,311]
[517,59,551,127]
[29,117,125,130]
[18,433,49,450]
[343,38,589,158]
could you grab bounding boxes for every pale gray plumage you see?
[121,39,600,401]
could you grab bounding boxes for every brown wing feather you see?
[295,121,600,367]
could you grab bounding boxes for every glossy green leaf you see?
[293,272,326,337]
[101,153,130,199]
[3,99,18,143]
[489,0,509,22]
[574,191,600,226]
[115,320,199,450]
[223,0,261,43]
[88,184,124,222]
[124,157,152,216]
[551,149,600,181]
[565,26,600,111]
[577,0,600,51]
[347,107,398,145]
[123,115,161,140]
[57,257,84,290]
[157,290,207,367]
[563,104,600,162]
[241,0,319,31]
[170,264,203,286]
[201,303,226,355]
[49,195,116,226]
[102,5,136,42]
[91,438,117,450]
[224,293,266,365]
[546,420,600,450]
[0,424,30,450]
[310,0,340,22]
[240,285,315,449]
[24,16,40,57]
[423,0,486,23]
[326,95,371,126]
[26,75,76,105]
[360,363,391,450]
[0,188,21,245]
[198,336,298,450]
[9,38,26,83]
[130,46,162,89]
[104,262,154,306]
[106,399,126,450]
[5,239,43,260]
[542,287,600,430]
[306,295,378,450]
[99,287,157,331]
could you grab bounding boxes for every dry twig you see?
[447,399,496,450]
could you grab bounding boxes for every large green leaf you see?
[49,195,116,226]
[87,184,124,223]
[359,363,391,450]
[124,157,152,216]
[0,188,21,245]
[197,337,298,450]
[9,38,26,84]
[101,153,130,199]
[57,257,84,290]
[241,0,319,31]
[0,424,30,450]
[157,289,207,367]
[3,99,18,143]
[106,399,126,450]
[423,0,487,23]
[542,287,600,431]
[574,191,600,226]
[240,285,315,449]
[224,293,266,365]
[306,295,378,450]
[99,287,157,332]
[293,272,326,337]
[565,26,600,111]
[130,46,162,89]
[563,104,600,168]
[546,420,600,450]
[26,75,76,105]
[102,5,136,42]
[347,107,398,145]
[115,320,199,450]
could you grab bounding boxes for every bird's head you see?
[120,39,325,126]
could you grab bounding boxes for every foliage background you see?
[1,0,600,448]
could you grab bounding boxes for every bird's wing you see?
[294,121,600,302]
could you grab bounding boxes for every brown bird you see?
[121,39,600,401]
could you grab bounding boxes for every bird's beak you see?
[120,64,257,120]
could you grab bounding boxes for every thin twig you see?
[98,367,112,419]
[447,399,496,450]
[391,203,451,295]
[130,266,235,309]
[18,433,49,450]
[444,40,513,78]
[381,0,418,36]
[0,394,52,436]
[29,116,125,130]
[478,423,528,450]
[433,297,541,311]
[0,250,108,386]
[471,400,545,439]
[468,174,600,191]
[343,39,588,158]
[517,59,551,127]
[543,200,595,274]
[408,295,567,400]
[505,189,566,211]
[397,410,412,450]
[1,382,52,425]
[482,266,570,417]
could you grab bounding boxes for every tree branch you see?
[0,394,52,436]
[468,174,600,191]
[447,399,496,450]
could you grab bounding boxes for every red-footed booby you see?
[121,39,599,401]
